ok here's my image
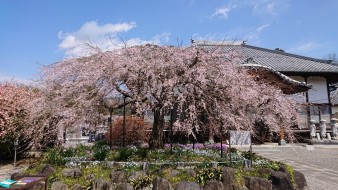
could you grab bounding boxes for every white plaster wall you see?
[307,76,329,104]
[332,106,338,115]
[287,76,306,103]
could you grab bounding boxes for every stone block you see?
[71,184,84,190]
[203,180,224,190]
[244,176,271,190]
[51,182,68,190]
[176,181,201,190]
[92,178,113,190]
[110,171,127,183]
[61,168,82,178]
[152,177,173,190]
[293,170,307,190]
[221,167,236,190]
[115,183,133,190]
[270,171,293,190]
[38,165,56,176]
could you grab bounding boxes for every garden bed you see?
[19,141,306,190]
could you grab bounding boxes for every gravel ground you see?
[236,143,338,190]
[305,175,337,190]
[0,159,35,180]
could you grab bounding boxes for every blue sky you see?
[1,0,338,83]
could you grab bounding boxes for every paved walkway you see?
[235,143,338,190]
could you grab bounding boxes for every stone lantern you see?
[331,118,338,140]
[320,119,327,139]
[309,120,316,139]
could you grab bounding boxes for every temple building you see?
[194,41,338,129]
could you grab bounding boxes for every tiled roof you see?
[194,41,338,73]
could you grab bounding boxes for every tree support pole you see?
[109,108,113,150]
[123,96,126,147]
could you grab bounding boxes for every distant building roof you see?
[193,41,338,75]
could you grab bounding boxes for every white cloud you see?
[212,4,236,19]
[266,3,276,15]
[58,21,171,58]
[288,42,320,54]
[243,23,270,43]
[256,23,270,32]
[251,0,288,17]
[191,33,231,43]
[191,23,270,45]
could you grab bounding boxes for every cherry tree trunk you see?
[149,109,165,149]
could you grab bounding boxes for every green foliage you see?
[241,150,259,160]
[229,147,238,153]
[56,165,110,189]
[22,145,298,190]
[129,175,153,190]
[283,164,295,187]
[234,170,245,186]
[24,162,46,174]
[243,168,271,179]
[161,169,196,188]
[44,148,67,166]
[25,163,110,189]
[62,147,76,157]
[116,147,134,161]
[135,148,148,159]
[197,161,213,169]
[121,162,142,173]
[73,144,91,157]
[196,167,222,186]
[92,141,110,161]
[146,149,167,162]
[254,159,282,171]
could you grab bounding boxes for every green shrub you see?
[129,175,153,190]
[196,167,222,186]
[116,147,134,161]
[135,148,148,159]
[73,144,91,157]
[283,164,295,187]
[92,141,110,161]
[229,147,238,153]
[161,169,195,188]
[241,150,259,160]
[255,160,282,171]
[197,161,213,169]
[44,148,67,166]
[63,147,76,157]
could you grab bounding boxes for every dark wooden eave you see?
[241,64,311,94]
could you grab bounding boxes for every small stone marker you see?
[316,133,321,140]
[143,162,148,170]
[327,133,331,140]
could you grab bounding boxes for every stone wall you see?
[22,165,307,190]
